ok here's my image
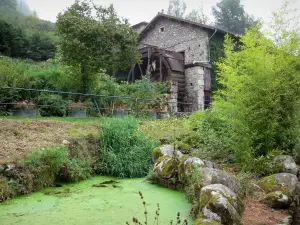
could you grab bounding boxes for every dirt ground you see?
[0,119,99,164]
[242,198,291,225]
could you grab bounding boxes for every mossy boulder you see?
[152,145,183,163]
[152,147,163,162]
[259,173,298,209]
[259,173,298,194]
[273,155,298,175]
[196,168,244,198]
[262,191,293,209]
[154,156,178,179]
[178,157,206,185]
[198,184,243,225]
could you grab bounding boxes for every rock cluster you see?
[152,145,245,225]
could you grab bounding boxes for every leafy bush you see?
[186,110,251,164]
[100,117,158,178]
[38,93,67,117]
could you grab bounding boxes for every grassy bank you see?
[0,117,161,202]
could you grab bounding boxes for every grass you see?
[140,118,190,142]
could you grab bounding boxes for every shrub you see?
[37,93,67,117]
[100,117,158,178]
[187,110,251,164]
[25,147,68,190]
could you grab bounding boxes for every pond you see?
[0,176,193,225]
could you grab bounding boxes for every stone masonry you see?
[138,13,214,111]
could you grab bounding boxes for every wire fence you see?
[0,86,209,119]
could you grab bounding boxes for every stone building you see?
[131,13,232,112]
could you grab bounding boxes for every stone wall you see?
[139,17,209,64]
[168,80,178,113]
[184,66,205,111]
[139,17,210,111]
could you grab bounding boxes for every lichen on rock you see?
[178,157,206,185]
[154,156,178,179]
[259,173,298,194]
[196,167,244,198]
[198,184,243,225]
[259,173,298,209]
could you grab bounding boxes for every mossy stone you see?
[193,217,221,225]
[152,147,163,161]
[259,174,295,195]
[154,156,178,179]
[198,184,243,225]
[262,191,292,209]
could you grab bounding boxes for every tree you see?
[56,0,140,93]
[27,31,56,61]
[168,0,208,24]
[212,0,260,34]
[0,0,17,9]
[213,17,300,159]
[185,6,208,24]
[168,0,186,18]
[0,19,28,58]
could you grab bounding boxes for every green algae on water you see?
[0,176,193,225]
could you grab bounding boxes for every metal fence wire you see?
[0,86,210,118]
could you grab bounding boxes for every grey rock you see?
[178,157,205,184]
[203,160,215,168]
[184,157,205,166]
[273,155,298,175]
[199,184,243,225]
[262,191,293,209]
[260,173,298,194]
[197,168,244,197]
[154,156,177,179]
[160,145,183,158]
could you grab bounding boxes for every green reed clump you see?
[100,117,158,178]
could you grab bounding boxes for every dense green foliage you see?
[26,147,69,190]
[37,94,67,117]
[56,0,140,93]
[212,0,260,34]
[100,117,158,178]
[188,13,300,174]
[0,56,169,116]
[0,0,56,60]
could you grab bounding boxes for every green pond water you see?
[0,176,193,225]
